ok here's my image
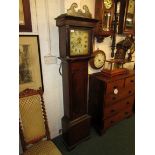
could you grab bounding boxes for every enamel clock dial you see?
[89,50,106,69]
[104,0,112,9]
[70,29,89,56]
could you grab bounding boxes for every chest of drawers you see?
[88,71,135,135]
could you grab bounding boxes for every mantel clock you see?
[89,49,106,69]
[55,14,98,149]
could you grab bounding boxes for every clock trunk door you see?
[69,61,88,120]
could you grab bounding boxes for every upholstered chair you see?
[19,88,62,155]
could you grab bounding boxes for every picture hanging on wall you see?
[19,0,32,32]
[19,35,43,92]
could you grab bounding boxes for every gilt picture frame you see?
[19,0,32,32]
[19,35,43,92]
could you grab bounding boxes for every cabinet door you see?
[70,61,88,120]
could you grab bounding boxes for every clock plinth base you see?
[61,114,91,150]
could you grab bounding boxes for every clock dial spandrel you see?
[104,0,112,9]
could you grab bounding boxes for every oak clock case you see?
[55,14,98,150]
[95,0,115,42]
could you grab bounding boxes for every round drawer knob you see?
[114,88,118,94]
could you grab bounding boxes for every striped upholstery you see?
[19,94,46,144]
[22,140,62,155]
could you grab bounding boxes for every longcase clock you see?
[55,14,98,149]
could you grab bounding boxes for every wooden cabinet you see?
[88,71,134,135]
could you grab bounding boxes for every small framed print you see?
[19,0,32,32]
[19,35,43,92]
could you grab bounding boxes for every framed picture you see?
[19,35,43,92]
[19,0,32,32]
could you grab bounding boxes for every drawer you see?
[123,95,134,107]
[104,106,133,130]
[106,79,124,94]
[104,101,125,119]
[104,95,134,119]
[105,93,120,105]
[124,86,135,97]
[105,86,134,106]
[105,88,125,105]
[116,86,135,100]
[125,76,135,88]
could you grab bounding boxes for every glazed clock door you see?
[95,0,115,42]
[68,27,92,57]
[70,29,89,56]
[103,0,114,31]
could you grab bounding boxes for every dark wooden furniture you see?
[88,71,134,135]
[55,14,98,149]
[19,88,62,154]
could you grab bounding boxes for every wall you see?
[20,0,134,142]
[19,0,65,140]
